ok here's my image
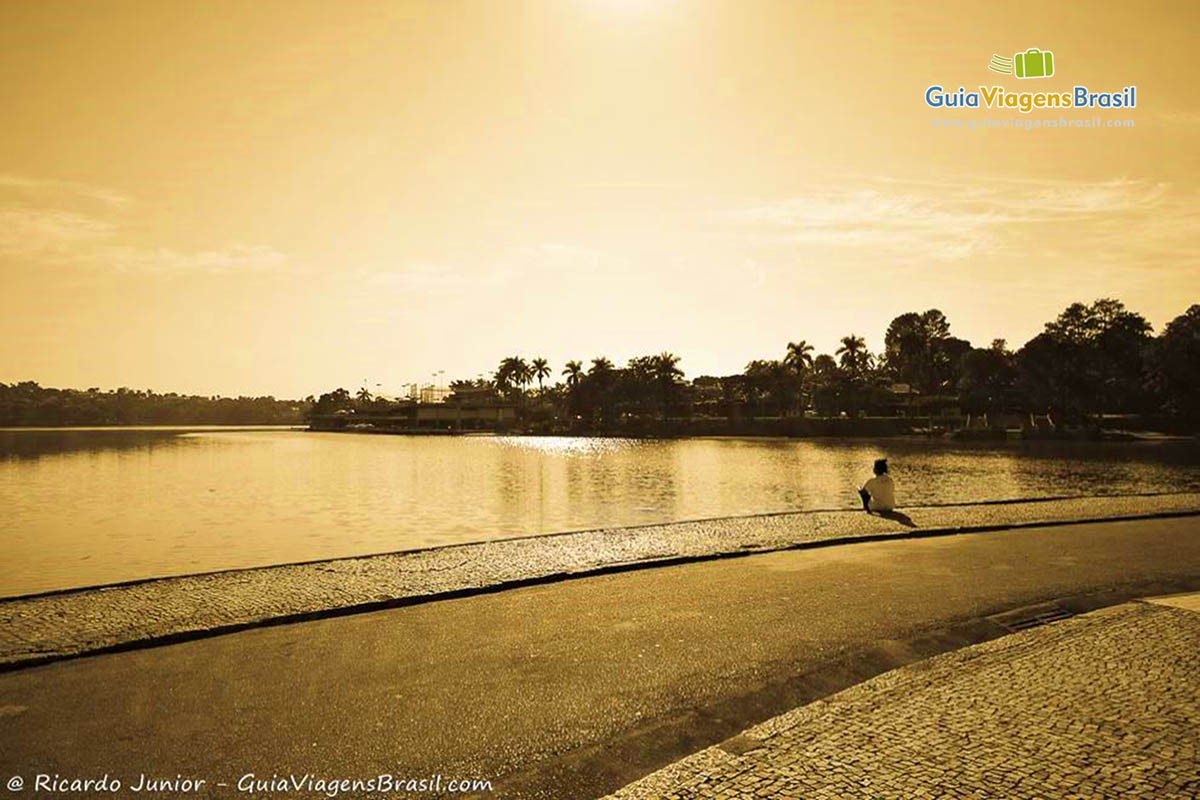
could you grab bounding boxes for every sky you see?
[1,0,1197,399]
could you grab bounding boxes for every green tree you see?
[559,360,584,421]
[587,357,616,426]
[531,357,551,394]
[495,356,531,399]
[958,340,1018,414]
[836,336,873,416]
[812,354,838,376]
[652,352,684,421]
[313,388,352,415]
[784,339,814,414]
[1149,304,1200,422]
[784,340,814,372]
[561,360,583,387]
[883,309,966,394]
[836,335,871,376]
[494,357,519,395]
[1018,299,1152,418]
[808,354,841,415]
[744,359,796,417]
[515,358,532,394]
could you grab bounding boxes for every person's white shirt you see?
[863,474,896,512]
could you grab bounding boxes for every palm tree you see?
[653,352,682,382]
[559,360,584,422]
[652,352,684,421]
[589,356,613,375]
[836,335,870,376]
[784,340,814,372]
[784,340,814,414]
[562,360,584,387]
[531,357,551,394]
[588,357,615,425]
[836,335,874,417]
[495,357,519,394]
[496,356,532,398]
[515,358,532,394]
[356,387,372,404]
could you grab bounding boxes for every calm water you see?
[2,428,1199,597]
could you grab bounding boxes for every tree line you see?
[318,298,1198,431]
[0,383,308,427]
[18,297,1191,430]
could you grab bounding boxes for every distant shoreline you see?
[307,421,1196,444]
[1,423,1192,444]
[0,424,301,431]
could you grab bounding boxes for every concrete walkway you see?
[605,598,1200,799]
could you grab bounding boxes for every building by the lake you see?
[309,386,516,432]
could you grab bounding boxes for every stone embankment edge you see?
[3,504,1199,673]
[4,491,1187,603]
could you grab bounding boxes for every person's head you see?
[873,458,888,476]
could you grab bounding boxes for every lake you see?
[2,427,1198,597]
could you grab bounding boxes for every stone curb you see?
[2,493,1199,671]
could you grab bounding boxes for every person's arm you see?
[858,485,871,512]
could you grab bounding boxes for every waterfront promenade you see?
[3,493,1199,669]
[1,514,1198,798]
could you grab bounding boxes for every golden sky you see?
[1,0,1197,398]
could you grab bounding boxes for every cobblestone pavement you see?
[2,493,1198,669]
[604,601,1200,800]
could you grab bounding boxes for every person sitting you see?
[858,458,895,513]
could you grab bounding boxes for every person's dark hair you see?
[873,458,888,475]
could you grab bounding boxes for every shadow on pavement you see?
[876,510,918,528]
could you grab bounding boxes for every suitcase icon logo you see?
[988,48,1055,79]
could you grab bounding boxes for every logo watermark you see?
[931,116,1135,131]
[989,48,1055,79]
[925,48,1137,120]
[925,85,1136,114]
[4,772,493,796]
